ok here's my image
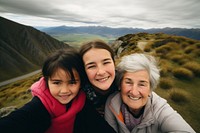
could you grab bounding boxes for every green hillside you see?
[52,33,116,48]
[0,17,70,82]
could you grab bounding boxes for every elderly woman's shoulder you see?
[151,92,168,108]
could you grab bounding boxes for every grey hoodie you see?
[105,92,195,133]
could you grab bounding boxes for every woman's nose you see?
[96,66,105,75]
[129,85,139,95]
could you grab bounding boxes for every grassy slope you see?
[155,78,200,132]
[0,73,42,108]
[0,33,200,132]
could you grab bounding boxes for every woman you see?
[104,53,195,133]
[0,48,116,133]
[79,39,118,115]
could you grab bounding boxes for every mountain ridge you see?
[40,25,200,40]
[0,16,70,82]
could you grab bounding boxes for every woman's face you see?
[48,68,80,104]
[83,48,115,91]
[121,70,151,114]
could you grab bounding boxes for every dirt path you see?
[137,41,148,51]
[0,70,41,87]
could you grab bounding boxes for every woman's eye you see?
[69,80,77,84]
[125,81,132,85]
[139,83,147,87]
[87,65,95,69]
[103,61,111,65]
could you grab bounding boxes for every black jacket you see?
[0,96,116,133]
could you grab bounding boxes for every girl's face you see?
[83,48,115,91]
[120,70,151,114]
[48,68,80,104]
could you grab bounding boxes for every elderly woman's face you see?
[120,70,151,113]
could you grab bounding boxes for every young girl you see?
[79,40,118,115]
[0,48,116,133]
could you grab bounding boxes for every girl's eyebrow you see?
[49,79,62,82]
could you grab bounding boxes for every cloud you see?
[0,0,200,28]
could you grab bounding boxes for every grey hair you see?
[116,53,160,91]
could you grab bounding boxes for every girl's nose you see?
[60,84,70,93]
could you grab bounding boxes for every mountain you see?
[0,17,70,82]
[40,26,200,40]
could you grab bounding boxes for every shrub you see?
[169,89,189,104]
[155,45,172,54]
[184,46,195,54]
[196,43,200,48]
[172,67,194,80]
[159,78,173,89]
[143,42,153,52]
[159,60,173,77]
[191,49,200,58]
[181,42,190,48]
[170,54,191,65]
[144,47,151,52]
[160,67,169,77]
[183,62,200,77]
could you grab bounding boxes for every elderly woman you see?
[104,53,195,133]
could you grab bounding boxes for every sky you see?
[0,0,200,29]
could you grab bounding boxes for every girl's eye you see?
[53,81,61,85]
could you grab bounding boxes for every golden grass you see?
[172,67,194,80]
[0,73,42,108]
[159,78,174,90]
[183,62,200,77]
[168,88,190,103]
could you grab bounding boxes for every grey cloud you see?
[0,0,200,28]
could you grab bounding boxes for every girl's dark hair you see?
[42,48,86,87]
[79,39,115,62]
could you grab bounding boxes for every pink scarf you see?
[31,77,86,133]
